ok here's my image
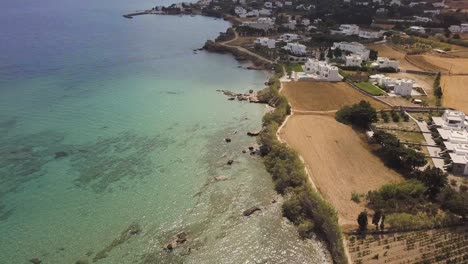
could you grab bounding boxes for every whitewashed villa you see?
[242,18,275,31]
[333,42,370,60]
[432,110,468,175]
[279,33,300,42]
[369,74,415,96]
[371,57,400,70]
[293,59,342,81]
[345,55,363,67]
[282,43,307,56]
[254,37,277,49]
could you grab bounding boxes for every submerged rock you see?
[247,131,260,136]
[54,151,68,159]
[225,138,231,143]
[29,258,41,264]
[93,223,142,262]
[227,160,234,165]
[214,176,228,181]
[243,206,261,216]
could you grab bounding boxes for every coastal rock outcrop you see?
[165,232,188,251]
[247,131,260,136]
[243,206,261,216]
[54,151,68,159]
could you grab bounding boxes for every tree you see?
[333,47,342,58]
[319,52,325,61]
[413,167,447,200]
[437,187,468,219]
[369,49,378,61]
[327,48,333,59]
[335,100,377,128]
[380,214,385,230]
[357,211,368,231]
[372,210,382,230]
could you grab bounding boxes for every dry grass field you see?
[281,81,389,111]
[279,115,402,226]
[442,75,468,113]
[347,225,468,264]
[366,44,422,71]
[225,36,256,46]
[408,54,468,74]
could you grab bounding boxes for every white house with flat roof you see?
[345,55,363,67]
[358,30,384,39]
[410,26,426,33]
[283,43,307,56]
[242,18,275,30]
[338,24,360,35]
[333,42,370,60]
[279,33,300,42]
[374,57,400,70]
[254,37,277,49]
[394,79,413,96]
[300,59,342,81]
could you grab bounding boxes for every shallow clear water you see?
[0,0,331,263]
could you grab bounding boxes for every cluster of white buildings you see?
[449,24,468,33]
[295,59,342,81]
[333,42,370,60]
[432,110,468,176]
[241,18,275,31]
[332,24,385,39]
[369,74,414,96]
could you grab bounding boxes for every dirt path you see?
[220,30,274,65]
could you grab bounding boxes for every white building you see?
[345,55,363,67]
[240,9,259,18]
[432,110,468,175]
[282,20,296,30]
[284,1,292,6]
[414,16,432,22]
[302,59,342,81]
[375,57,399,70]
[264,2,273,8]
[302,19,310,26]
[449,24,468,33]
[393,79,413,96]
[242,18,275,31]
[279,33,300,42]
[234,6,247,16]
[254,37,277,49]
[259,8,272,16]
[283,43,307,56]
[409,26,426,33]
[333,42,370,60]
[338,24,360,35]
[358,30,384,39]
[275,1,283,7]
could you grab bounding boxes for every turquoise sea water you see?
[0,0,331,263]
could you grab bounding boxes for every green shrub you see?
[336,100,377,128]
[351,192,361,203]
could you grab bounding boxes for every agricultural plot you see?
[281,81,389,111]
[442,76,468,113]
[279,115,402,226]
[407,54,468,74]
[347,225,468,264]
